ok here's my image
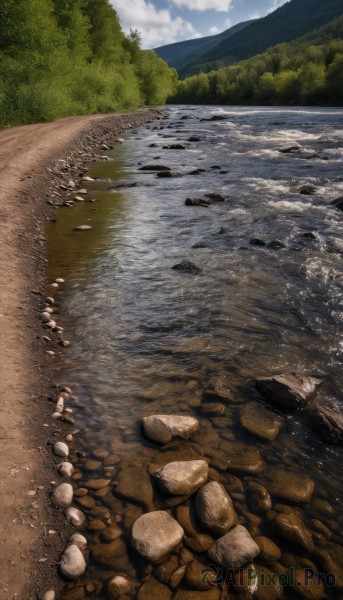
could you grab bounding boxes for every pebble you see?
[141,414,199,444]
[41,312,51,321]
[60,544,86,580]
[46,320,57,329]
[58,462,74,478]
[208,525,260,569]
[65,434,73,442]
[107,574,133,597]
[51,412,62,420]
[152,460,208,495]
[56,278,65,283]
[51,283,59,288]
[46,351,55,356]
[73,225,92,231]
[65,507,86,527]
[45,297,54,305]
[195,481,237,535]
[53,442,69,458]
[131,511,184,562]
[52,483,73,508]
[55,398,64,413]
[43,592,56,600]
[68,533,87,551]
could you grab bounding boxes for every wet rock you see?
[199,402,225,415]
[137,578,171,600]
[76,495,97,509]
[142,414,199,444]
[204,193,226,202]
[152,460,208,495]
[331,196,343,211]
[188,136,202,141]
[100,524,122,543]
[292,569,325,599]
[60,544,86,580]
[88,519,107,531]
[272,507,313,551]
[185,559,216,590]
[195,481,236,535]
[220,441,265,474]
[63,588,85,600]
[265,467,314,503]
[58,462,74,478]
[172,260,202,273]
[139,164,171,171]
[85,478,111,490]
[83,460,102,472]
[247,481,272,512]
[250,238,266,247]
[52,483,73,508]
[43,592,56,600]
[254,536,281,564]
[154,555,179,584]
[174,591,220,600]
[298,184,316,195]
[240,403,282,441]
[163,144,186,150]
[157,170,181,178]
[203,379,235,402]
[114,466,153,510]
[278,143,301,153]
[255,373,321,409]
[185,197,211,207]
[254,566,284,600]
[131,511,184,562]
[107,574,134,598]
[185,533,213,553]
[65,507,86,527]
[208,525,260,569]
[309,405,343,445]
[266,240,286,250]
[91,538,127,567]
[73,225,92,231]
[170,565,187,588]
[53,442,69,458]
[68,533,87,551]
[188,168,206,175]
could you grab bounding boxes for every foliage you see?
[171,16,343,106]
[0,0,177,126]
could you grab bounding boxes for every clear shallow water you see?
[46,106,343,599]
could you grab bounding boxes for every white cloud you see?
[267,0,288,14]
[249,11,261,20]
[111,0,201,48]
[224,17,231,27]
[170,0,233,11]
[209,26,220,34]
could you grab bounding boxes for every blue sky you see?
[111,0,288,48]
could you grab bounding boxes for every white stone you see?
[208,525,260,569]
[60,544,86,580]
[68,533,87,551]
[142,414,199,444]
[153,460,208,495]
[41,312,51,322]
[46,320,56,329]
[73,225,92,231]
[195,481,236,535]
[65,507,86,527]
[43,591,56,600]
[56,278,65,283]
[52,483,73,508]
[107,575,132,596]
[55,397,64,413]
[53,441,69,458]
[51,412,62,420]
[58,461,74,477]
[131,511,184,562]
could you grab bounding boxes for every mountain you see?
[154,21,251,72]
[171,0,343,77]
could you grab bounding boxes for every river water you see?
[46,106,343,599]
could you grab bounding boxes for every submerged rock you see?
[172,260,202,273]
[139,164,171,171]
[250,238,266,247]
[298,184,316,195]
[185,197,211,207]
[255,373,321,408]
[240,403,282,441]
[157,170,181,178]
[278,143,301,153]
[60,544,86,580]
[131,511,184,562]
[152,460,208,495]
[114,466,153,510]
[309,405,343,445]
[265,467,314,502]
[195,481,236,535]
[142,415,199,444]
[137,578,172,600]
[272,507,313,551]
[73,225,92,231]
[208,525,259,569]
[188,136,202,141]
[204,193,226,202]
[331,196,343,211]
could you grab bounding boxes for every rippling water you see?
[46,106,343,599]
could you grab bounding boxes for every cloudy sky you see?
[111,0,288,48]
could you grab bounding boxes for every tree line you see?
[171,17,343,106]
[0,0,178,126]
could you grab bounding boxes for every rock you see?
[204,193,226,202]
[185,533,213,553]
[298,184,316,195]
[52,483,73,508]
[73,225,92,231]
[278,143,301,153]
[185,560,216,590]
[100,525,122,543]
[255,373,321,409]
[137,578,172,600]
[170,565,187,588]
[266,240,286,250]
[154,555,179,583]
[68,534,87,551]
[188,136,202,141]
[53,442,69,458]
[41,311,51,322]
[60,544,86,580]
[43,592,56,600]
[254,536,281,564]
[199,403,225,415]
[220,441,264,474]
[254,566,284,600]
[174,591,220,600]
[185,198,211,207]
[292,569,325,599]
[195,481,236,535]
[139,164,171,171]
[107,574,133,598]
[250,238,266,247]
[85,478,111,490]
[208,525,260,569]
[142,415,199,444]
[91,539,127,567]
[152,460,208,495]
[188,168,206,175]
[203,379,235,402]
[163,144,186,150]
[331,196,343,211]
[272,507,313,551]
[247,481,272,512]
[131,511,184,562]
[84,460,102,471]
[65,507,86,527]
[309,405,343,444]
[76,495,96,509]
[172,260,202,273]
[156,170,181,178]
[265,468,314,503]
[114,466,153,510]
[240,403,282,441]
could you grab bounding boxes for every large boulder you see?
[131,511,184,562]
[255,373,321,408]
[195,481,236,535]
[152,460,208,496]
[208,525,259,569]
[142,415,199,445]
[309,405,343,445]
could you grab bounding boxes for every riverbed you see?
[46,106,343,599]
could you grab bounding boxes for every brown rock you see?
[85,478,111,490]
[208,525,260,569]
[137,577,172,600]
[255,373,321,408]
[272,508,313,551]
[309,405,343,445]
[292,569,325,599]
[254,536,281,564]
[195,481,237,535]
[185,560,215,590]
[240,403,282,441]
[152,460,208,496]
[185,534,214,553]
[131,511,184,562]
[173,591,220,600]
[114,467,153,510]
[75,495,97,510]
[83,460,102,472]
[266,468,314,503]
[91,539,127,567]
[100,525,122,543]
[247,481,272,512]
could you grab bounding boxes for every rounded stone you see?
[53,442,69,458]
[142,415,199,444]
[43,592,56,600]
[68,533,87,551]
[152,460,208,496]
[208,525,260,569]
[195,481,236,535]
[254,536,281,564]
[107,574,133,598]
[60,544,86,580]
[65,507,86,527]
[131,511,184,562]
[52,483,73,508]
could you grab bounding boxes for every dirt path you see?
[0,110,160,599]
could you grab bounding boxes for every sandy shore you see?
[0,109,162,599]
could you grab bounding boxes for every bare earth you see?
[0,111,159,599]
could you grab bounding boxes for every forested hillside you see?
[154,21,251,72]
[179,0,343,76]
[0,0,177,126]
[171,16,343,106]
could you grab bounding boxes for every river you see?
[46,106,343,599]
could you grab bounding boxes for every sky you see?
[111,0,289,48]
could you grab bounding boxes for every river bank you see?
[0,108,163,599]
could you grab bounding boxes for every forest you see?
[0,0,177,126]
[171,17,343,106]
